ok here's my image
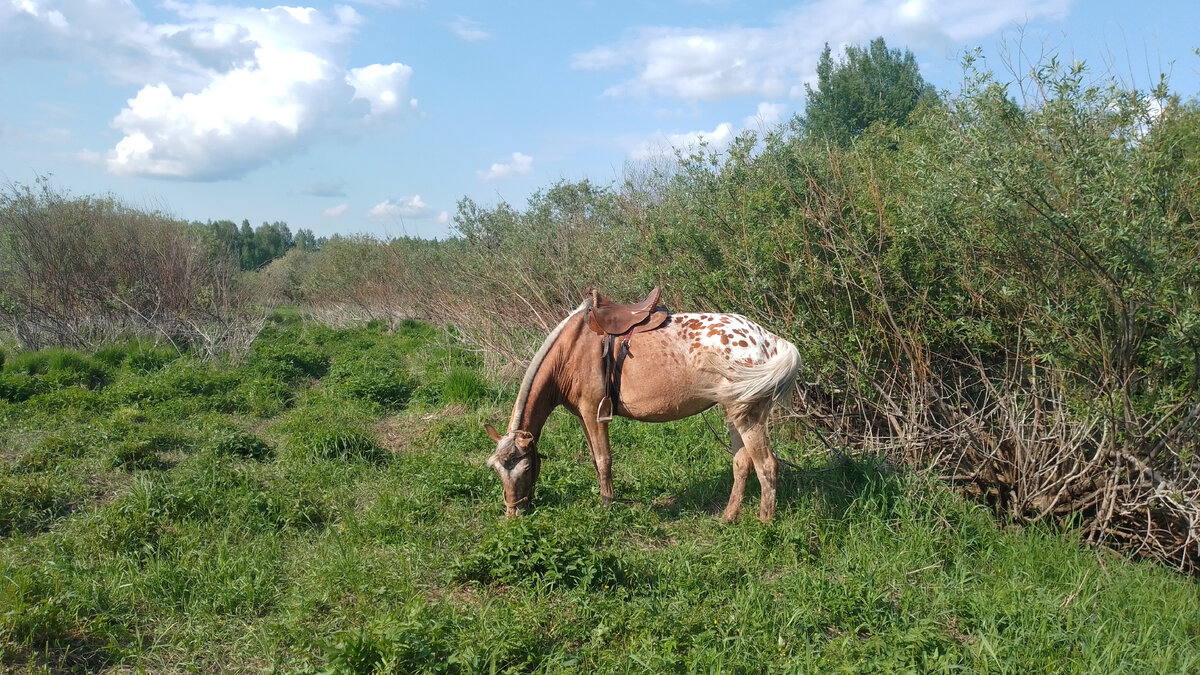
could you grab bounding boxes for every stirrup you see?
[596,396,613,423]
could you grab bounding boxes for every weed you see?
[440,367,489,405]
[212,430,273,461]
[455,512,625,591]
[248,340,330,382]
[0,472,79,536]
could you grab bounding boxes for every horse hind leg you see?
[730,405,779,523]
[721,422,752,523]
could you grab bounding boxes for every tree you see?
[294,227,323,252]
[803,37,939,146]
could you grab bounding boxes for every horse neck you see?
[509,312,582,440]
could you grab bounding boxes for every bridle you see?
[504,495,531,509]
[499,433,540,510]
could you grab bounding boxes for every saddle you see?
[587,287,669,423]
[587,286,668,335]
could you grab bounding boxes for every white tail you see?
[704,337,801,418]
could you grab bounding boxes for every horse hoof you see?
[600,496,614,507]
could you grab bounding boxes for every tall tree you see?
[803,37,938,146]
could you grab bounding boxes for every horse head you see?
[485,424,541,516]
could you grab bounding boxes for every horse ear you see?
[485,424,502,442]
[514,431,534,449]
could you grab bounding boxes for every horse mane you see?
[508,298,592,433]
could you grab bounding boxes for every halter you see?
[504,495,531,509]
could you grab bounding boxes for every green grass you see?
[1,318,1198,673]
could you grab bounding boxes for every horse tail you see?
[705,336,801,420]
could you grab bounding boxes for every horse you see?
[485,292,802,522]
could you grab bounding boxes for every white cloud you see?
[348,62,414,117]
[1,1,418,180]
[743,102,787,130]
[324,203,349,217]
[477,152,534,182]
[368,195,434,220]
[572,0,1071,101]
[436,211,450,225]
[449,16,490,42]
[631,122,735,161]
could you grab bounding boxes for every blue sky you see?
[2,1,1197,240]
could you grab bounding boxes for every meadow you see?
[2,313,1198,673]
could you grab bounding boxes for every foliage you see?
[803,36,940,146]
[0,179,262,355]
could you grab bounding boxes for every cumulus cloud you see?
[477,152,534,182]
[743,102,787,129]
[324,203,349,217]
[572,0,1070,101]
[348,62,416,117]
[1,0,419,180]
[449,16,490,42]
[631,122,735,161]
[368,195,434,220]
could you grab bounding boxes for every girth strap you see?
[597,329,633,423]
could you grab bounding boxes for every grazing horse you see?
[486,293,801,522]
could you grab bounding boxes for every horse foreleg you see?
[579,413,615,504]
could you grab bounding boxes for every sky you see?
[2,1,1197,240]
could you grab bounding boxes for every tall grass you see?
[1,317,1198,672]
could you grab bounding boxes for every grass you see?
[1,315,1198,673]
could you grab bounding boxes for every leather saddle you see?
[588,286,668,335]
[587,287,670,423]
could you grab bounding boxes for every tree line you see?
[196,219,325,271]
